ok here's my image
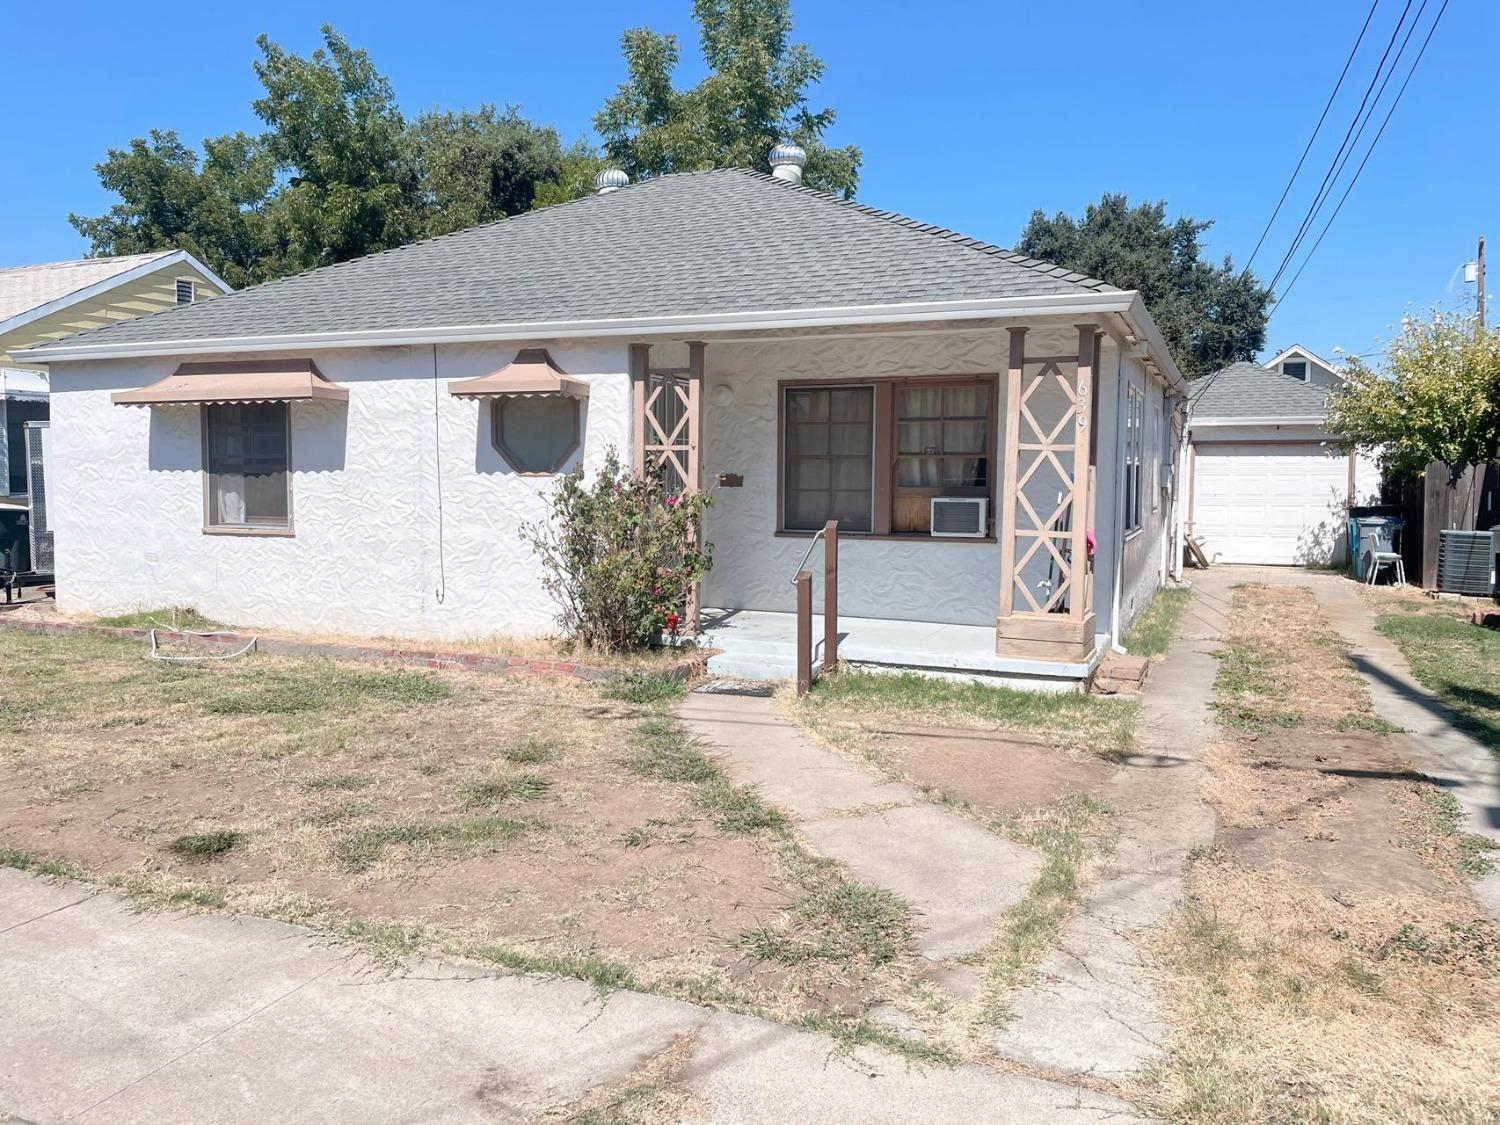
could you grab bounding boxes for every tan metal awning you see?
[111,359,349,405]
[447,349,590,399]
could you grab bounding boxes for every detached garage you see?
[1187,354,1381,567]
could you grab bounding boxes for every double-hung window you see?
[1124,384,1144,533]
[783,386,874,532]
[780,378,996,536]
[894,384,990,494]
[204,402,291,531]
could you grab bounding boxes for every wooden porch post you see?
[629,343,650,478]
[822,519,839,673]
[997,327,1026,624]
[1070,325,1096,624]
[684,341,705,632]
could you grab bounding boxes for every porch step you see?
[706,649,822,682]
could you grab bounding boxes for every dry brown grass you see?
[0,628,924,1035]
[1143,857,1500,1124]
[1142,583,1500,1123]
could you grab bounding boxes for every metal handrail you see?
[788,525,827,586]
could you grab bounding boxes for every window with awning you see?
[449,349,587,473]
[110,359,349,406]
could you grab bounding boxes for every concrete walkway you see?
[992,580,1224,1081]
[1202,566,1500,919]
[0,869,1145,1125]
[678,689,1043,962]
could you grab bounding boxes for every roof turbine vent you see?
[594,168,630,195]
[769,143,807,184]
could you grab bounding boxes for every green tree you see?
[408,105,565,236]
[1328,310,1500,481]
[1016,195,1271,379]
[68,130,275,290]
[595,0,860,197]
[72,27,570,283]
[251,27,420,272]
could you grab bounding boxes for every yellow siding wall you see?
[0,263,227,369]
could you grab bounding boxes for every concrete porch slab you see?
[698,608,1101,689]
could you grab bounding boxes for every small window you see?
[493,395,580,473]
[1282,359,1308,381]
[204,402,290,530]
[1124,384,1144,533]
[783,385,874,532]
[895,384,990,494]
[176,278,196,305]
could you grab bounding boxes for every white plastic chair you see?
[1366,551,1405,587]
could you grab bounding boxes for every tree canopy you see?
[594,0,860,197]
[1328,311,1500,481]
[1016,195,1271,379]
[71,27,567,285]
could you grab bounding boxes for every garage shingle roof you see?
[28,169,1116,354]
[1191,361,1333,420]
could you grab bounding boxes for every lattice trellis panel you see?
[631,343,703,493]
[631,342,706,631]
[998,326,1097,625]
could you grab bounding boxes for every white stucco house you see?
[20,155,1186,689]
[1187,346,1379,566]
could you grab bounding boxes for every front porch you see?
[697,607,1105,692]
[631,319,1118,686]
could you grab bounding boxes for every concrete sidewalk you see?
[0,869,1145,1125]
[678,689,1042,962]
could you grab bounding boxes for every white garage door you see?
[1192,443,1349,565]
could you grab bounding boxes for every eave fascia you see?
[19,291,1146,363]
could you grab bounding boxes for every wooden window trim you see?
[201,402,294,536]
[776,374,999,539]
[491,395,581,475]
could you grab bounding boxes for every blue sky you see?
[2,0,1493,364]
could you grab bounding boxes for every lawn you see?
[1121,585,1193,658]
[0,628,927,1041]
[1376,603,1500,754]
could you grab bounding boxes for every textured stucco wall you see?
[47,342,631,639]
[49,320,1153,643]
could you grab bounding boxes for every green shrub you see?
[521,449,712,652]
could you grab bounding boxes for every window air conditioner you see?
[930,497,987,538]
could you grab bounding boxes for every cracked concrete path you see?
[0,869,1146,1124]
[1203,565,1500,920]
[678,690,1042,961]
[993,578,1224,1081]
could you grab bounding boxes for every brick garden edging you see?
[0,615,707,685]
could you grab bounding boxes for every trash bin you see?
[1353,515,1404,581]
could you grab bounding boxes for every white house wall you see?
[700,330,1015,627]
[47,321,1159,644]
[1117,355,1175,633]
[47,342,631,639]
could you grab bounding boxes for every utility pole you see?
[1477,234,1486,335]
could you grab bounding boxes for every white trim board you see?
[19,290,1187,389]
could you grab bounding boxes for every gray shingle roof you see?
[1191,361,1332,419]
[30,169,1115,354]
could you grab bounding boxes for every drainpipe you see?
[1169,395,1189,582]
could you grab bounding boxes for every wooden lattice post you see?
[995,323,1099,662]
[631,341,706,633]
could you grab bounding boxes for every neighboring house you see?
[20,156,1185,690]
[0,251,230,572]
[1263,343,1344,390]
[1187,357,1379,566]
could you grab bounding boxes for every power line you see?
[1267,0,1430,295]
[1246,0,1382,271]
[1270,0,1449,314]
[1264,0,1416,294]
